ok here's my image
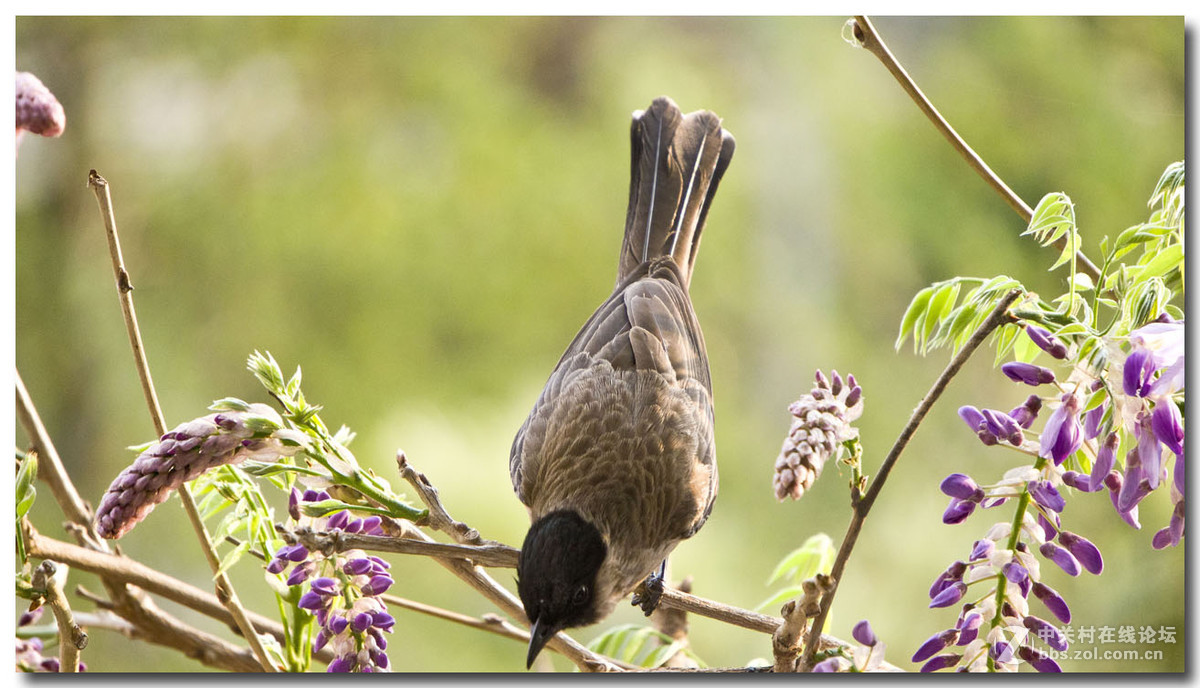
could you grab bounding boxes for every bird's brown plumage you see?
[511,96,733,625]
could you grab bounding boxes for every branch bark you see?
[798,288,1022,669]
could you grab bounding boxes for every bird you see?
[509,96,735,668]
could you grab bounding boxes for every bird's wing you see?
[510,258,713,508]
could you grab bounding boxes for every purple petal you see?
[343,557,373,576]
[920,654,963,672]
[1117,465,1152,514]
[1026,325,1068,359]
[852,619,878,647]
[811,658,840,672]
[1031,582,1071,623]
[327,510,350,530]
[1058,531,1103,574]
[1019,646,1062,673]
[1039,542,1081,576]
[298,591,325,611]
[1089,433,1119,489]
[912,630,958,663]
[1083,403,1105,440]
[327,656,353,673]
[1023,615,1068,652]
[327,614,349,635]
[1123,349,1154,397]
[930,582,967,608]
[1151,401,1184,457]
[1001,362,1056,386]
[940,473,983,501]
[351,612,373,633]
[942,498,976,524]
[969,539,995,561]
[1028,480,1065,513]
[286,563,313,586]
[288,487,302,521]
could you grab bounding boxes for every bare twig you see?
[848,16,1101,282]
[279,524,519,569]
[650,576,697,669]
[87,170,277,672]
[18,610,136,640]
[30,560,87,672]
[799,289,1022,669]
[396,450,486,545]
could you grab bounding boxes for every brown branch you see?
[30,560,87,672]
[798,288,1022,669]
[87,170,276,672]
[19,522,329,666]
[848,16,1101,282]
[397,450,486,545]
[279,524,519,569]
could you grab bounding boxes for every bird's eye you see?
[572,585,589,606]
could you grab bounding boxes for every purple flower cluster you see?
[95,403,306,539]
[774,370,864,501]
[267,488,395,672]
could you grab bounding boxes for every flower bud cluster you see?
[95,403,306,539]
[774,370,864,501]
[267,488,395,672]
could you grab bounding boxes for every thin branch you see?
[279,525,519,568]
[87,170,276,672]
[20,512,315,668]
[18,610,136,640]
[30,560,88,672]
[848,16,1101,283]
[799,288,1022,669]
[396,450,486,545]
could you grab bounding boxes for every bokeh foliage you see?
[15,16,1183,671]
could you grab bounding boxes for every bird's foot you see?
[631,571,665,617]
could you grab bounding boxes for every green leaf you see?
[896,286,935,351]
[1050,230,1081,271]
[217,540,251,576]
[1135,243,1184,283]
[209,397,252,412]
[1082,387,1109,413]
[922,283,961,351]
[754,585,807,613]
[767,533,835,585]
[16,452,38,518]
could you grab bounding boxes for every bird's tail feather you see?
[617,96,735,290]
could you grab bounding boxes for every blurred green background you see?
[15,16,1183,672]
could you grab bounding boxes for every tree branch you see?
[30,560,88,672]
[799,288,1022,669]
[848,16,1101,282]
[87,170,276,671]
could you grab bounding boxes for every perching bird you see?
[510,96,734,668]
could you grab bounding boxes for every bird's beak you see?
[526,617,556,669]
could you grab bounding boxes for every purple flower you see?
[811,658,841,672]
[1124,349,1156,397]
[942,498,976,524]
[1028,480,1065,513]
[930,582,967,608]
[1152,401,1184,457]
[982,409,1024,446]
[1037,511,1060,540]
[1057,531,1103,574]
[288,487,302,521]
[1152,501,1185,549]
[1039,394,1082,465]
[1104,471,1142,529]
[956,611,983,646]
[1002,562,1031,598]
[940,473,984,501]
[1031,582,1071,623]
[912,629,958,663]
[1025,325,1068,359]
[1001,362,1056,386]
[920,654,962,672]
[990,640,1015,664]
[1117,464,1152,514]
[852,619,878,647]
[1083,403,1105,440]
[959,405,998,445]
[968,539,995,561]
[1010,395,1042,429]
[1023,615,1068,652]
[1019,645,1062,673]
[1089,433,1120,490]
[1039,542,1081,576]
[929,561,966,599]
